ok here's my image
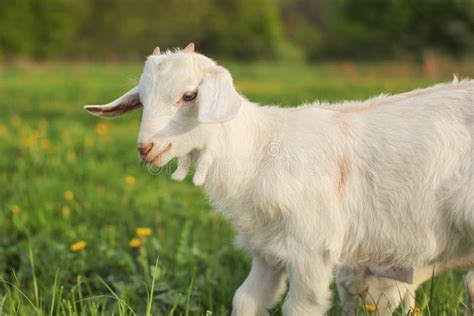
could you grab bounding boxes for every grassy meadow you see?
[0,59,473,315]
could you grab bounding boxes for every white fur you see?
[85,48,474,315]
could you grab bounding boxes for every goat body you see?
[206,80,474,315]
[84,47,474,315]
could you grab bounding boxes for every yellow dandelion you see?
[125,176,136,186]
[10,205,20,215]
[365,304,377,312]
[67,151,77,161]
[136,227,152,238]
[31,130,41,138]
[38,119,48,130]
[22,136,34,148]
[84,138,94,149]
[0,124,6,137]
[40,139,51,150]
[64,191,74,201]
[95,122,108,135]
[62,206,71,219]
[11,115,21,127]
[70,241,87,252]
[410,307,422,315]
[129,238,142,249]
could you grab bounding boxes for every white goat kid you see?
[336,254,474,315]
[84,44,474,315]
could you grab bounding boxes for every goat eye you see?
[183,92,197,102]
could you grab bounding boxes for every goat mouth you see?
[150,143,172,164]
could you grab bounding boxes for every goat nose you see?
[137,143,153,156]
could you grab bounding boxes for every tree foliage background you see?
[0,0,473,61]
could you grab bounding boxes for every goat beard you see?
[171,150,213,186]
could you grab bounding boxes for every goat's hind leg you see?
[335,265,367,316]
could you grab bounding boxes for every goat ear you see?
[83,86,142,118]
[197,66,241,123]
[183,42,195,53]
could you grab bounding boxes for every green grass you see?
[0,60,473,315]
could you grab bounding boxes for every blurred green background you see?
[0,0,473,61]
[1,1,474,315]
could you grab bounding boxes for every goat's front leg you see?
[232,256,287,316]
[282,254,334,316]
[466,270,474,316]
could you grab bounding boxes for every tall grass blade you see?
[29,247,40,310]
[49,270,60,316]
[97,277,136,315]
[146,256,160,316]
[185,268,196,316]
